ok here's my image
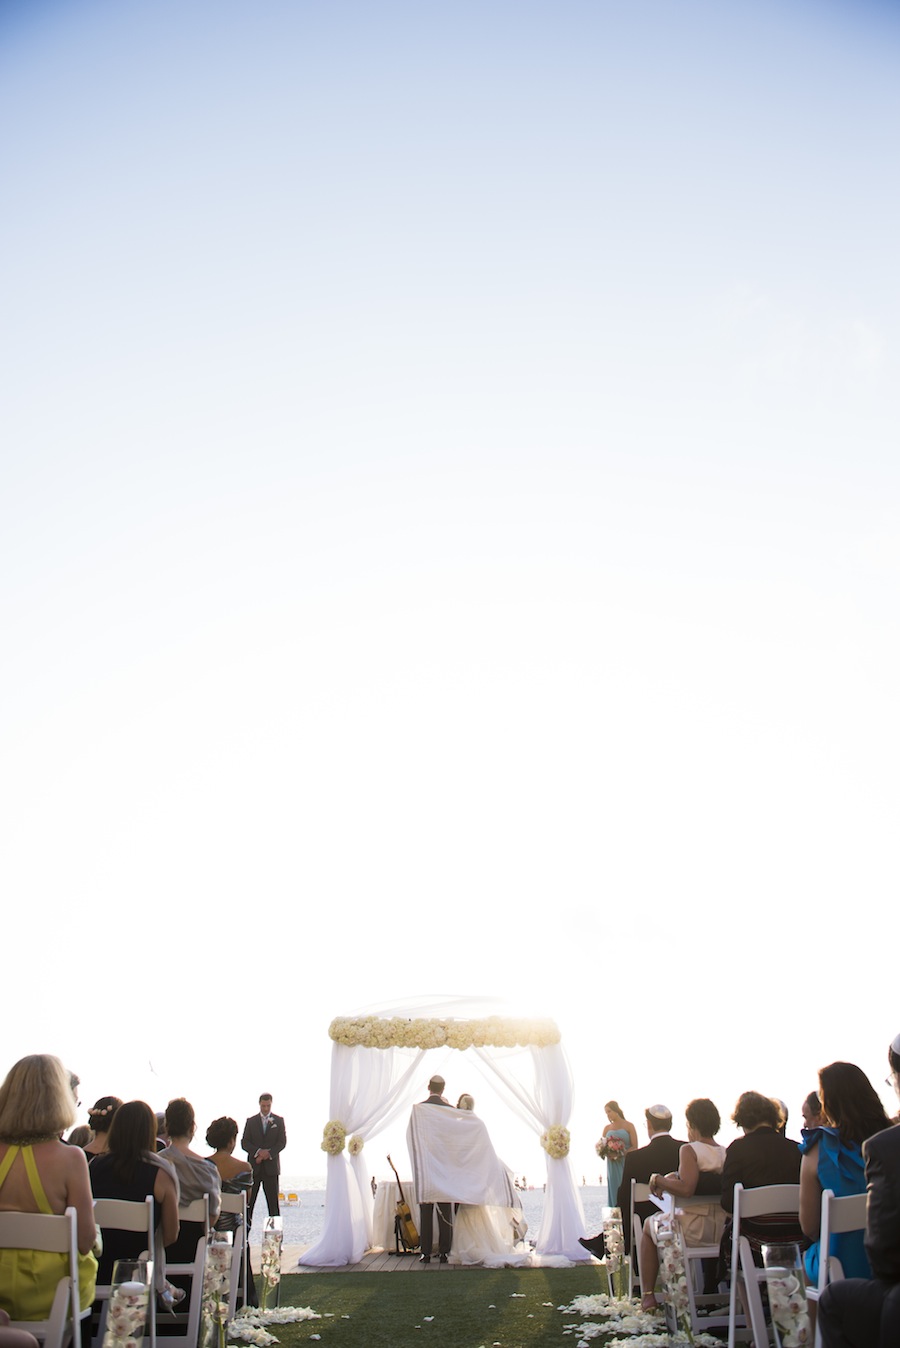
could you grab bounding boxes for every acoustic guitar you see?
[387,1153,419,1250]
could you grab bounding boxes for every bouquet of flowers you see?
[596,1134,628,1161]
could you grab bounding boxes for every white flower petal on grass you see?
[424,1317,434,1322]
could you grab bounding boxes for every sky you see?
[2,0,899,1183]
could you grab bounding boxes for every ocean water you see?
[247,1180,611,1250]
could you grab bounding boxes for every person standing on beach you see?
[241,1093,286,1221]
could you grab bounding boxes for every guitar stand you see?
[389,1214,421,1256]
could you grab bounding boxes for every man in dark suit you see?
[580,1104,686,1257]
[416,1075,453,1264]
[241,1092,286,1222]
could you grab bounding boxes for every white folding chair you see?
[728,1183,802,1348]
[676,1195,730,1332]
[163,1196,209,1348]
[217,1192,248,1318]
[0,1207,90,1348]
[808,1189,867,1348]
[91,1196,155,1348]
[629,1180,652,1297]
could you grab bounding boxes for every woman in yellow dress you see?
[0,1055,97,1319]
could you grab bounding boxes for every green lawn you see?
[259,1267,623,1348]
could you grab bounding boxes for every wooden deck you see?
[290,1247,493,1273]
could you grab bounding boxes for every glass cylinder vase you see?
[601,1207,629,1299]
[762,1242,811,1348]
[201,1233,233,1348]
[103,1259,152,1348]
[259,1216,283,1311]
[656,1221,694,1340]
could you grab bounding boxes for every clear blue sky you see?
[2,0,899,1175]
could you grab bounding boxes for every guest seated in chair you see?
[206,1116,257,1307]
[818,1034,900,1348]
[0,1054,98,1320]
[89,1100,180,1287]
[160,1099,221,1293]
[639,1097,726,1312]
[206,1118,252,1202]
[718,1090,803,1281]
[83,1098,123,1162]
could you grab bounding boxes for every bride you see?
[448,1094,530,1268]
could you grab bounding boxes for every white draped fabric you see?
[298,1042,427,1266]
[298,996,585,1268]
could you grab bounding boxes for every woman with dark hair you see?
[598,1100,638,1208]
[89,1101,179,1286]
[83,1098,123,1161]
[640,1099,726,1311]
[206,1118,251,1192]
[818,1036,900,1347]
[0,1055,97,1320]
[206,1118,256,1307]
[800,1062,891,1284]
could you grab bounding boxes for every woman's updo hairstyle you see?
[206,1117,239,1150]
[88,1097,123,1134]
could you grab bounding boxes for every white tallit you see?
[407,1103,519,1206]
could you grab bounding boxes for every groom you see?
[415,1075,454,1264]
[242,1093,286,1221]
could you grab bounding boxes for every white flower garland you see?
[329,1014,560,1051]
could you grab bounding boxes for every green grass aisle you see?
[248,1269,686,1348]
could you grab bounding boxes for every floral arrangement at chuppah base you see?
[540,1124,570,1159]
[259,1217,283,1312]
[600,1207,629,1299]
[201,1235,233,1348]
[102,1259,151,1348]
[763,1243,812,1347]
[320,1120,346,1155]
[227,1306,321,1347]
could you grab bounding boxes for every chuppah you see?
[297,995,586,1268]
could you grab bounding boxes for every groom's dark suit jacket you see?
[241,1113,286,1176]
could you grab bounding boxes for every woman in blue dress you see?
[799,1061,892,1283]
[599,1101,637,1209]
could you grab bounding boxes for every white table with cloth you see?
[372,1178,421,1249]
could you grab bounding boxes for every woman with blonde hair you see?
[0,1055,97,1319]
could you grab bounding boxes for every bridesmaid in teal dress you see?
[601,1101,638,1208]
